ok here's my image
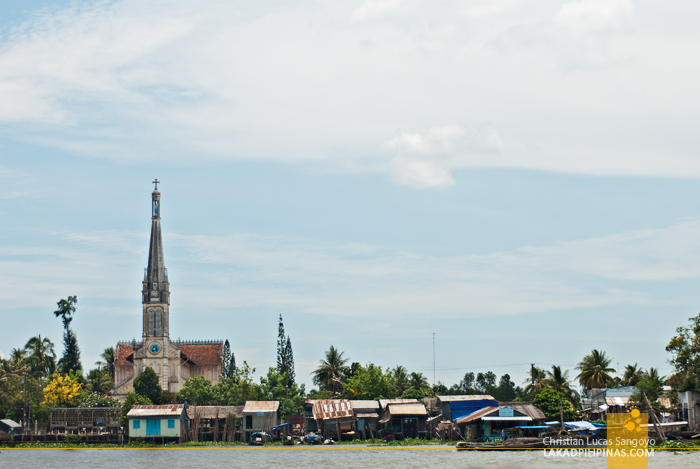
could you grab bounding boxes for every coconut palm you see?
[0,351,30,381]
[95,347,115,381]
[24,335,56,379]
[409,372,429,392]
[312,345,349,395]
[393,366,409,395]
[86,367,112,395]
[545,365,574,398]
[575,349,616,390]
[523,366,548,396]
[622,363,644,386]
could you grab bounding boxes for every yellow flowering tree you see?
[43,373,82,407]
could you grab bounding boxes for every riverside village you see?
[2,184,700,453]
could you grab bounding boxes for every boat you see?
[456,438,545,451]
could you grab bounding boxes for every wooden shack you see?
[186,405,243,442]
[310,399,355,441]
[350,400,380,439]
[50,407,121,433]
[378,401,429,440]
[242,401,280,442]
[437,395,498,422]
[127,404,188,442]
[455,401,546,440]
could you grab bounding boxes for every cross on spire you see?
[153,179,160,190]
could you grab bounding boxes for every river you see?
[1,446,698,468]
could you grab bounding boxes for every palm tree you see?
[0,351,30,381]
[25,335,56,379]
[545,365,574,399]
[95,347,115,381]
[393,366,409,395]
[312,345,349,395]
[86,367,112,395]
[523,366,547,396]
[622,364,644,386]
[575,349,616,390]
[409,372,429,392]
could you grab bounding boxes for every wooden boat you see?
[456,438,546,451]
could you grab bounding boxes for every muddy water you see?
[2,446,698,468]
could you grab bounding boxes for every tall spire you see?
[142,183,170,305]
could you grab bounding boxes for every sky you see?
[1,0,700,392]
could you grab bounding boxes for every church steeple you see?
[143,180,170,305]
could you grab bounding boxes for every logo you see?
[150,343,160,354]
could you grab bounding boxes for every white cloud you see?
[351,0,401,22]
[385,124,503,188]
[556,0,633,33]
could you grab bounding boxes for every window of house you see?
[168,419,175,428]
[133,420,141,429]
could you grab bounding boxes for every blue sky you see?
[1,0,700,391]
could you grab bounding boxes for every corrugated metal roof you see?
[350,400,380,410]
[437,395,495,402]
[355,413,379,419]
[127,405,185,417]
[455,406,498,424]
[386,403,428,417]
[186,406,243,419]
[243,401,280,413]
[0,419,21,428]
[606,397,629,406]
[312,399,354,420]
[499,401,546,421]
[378,398,419,408]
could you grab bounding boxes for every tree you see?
[133,367,162,404]
[575,349,615,390]
[276,315,296,388]
[545,366,574,399]
[312,345,349,395]
[343,363,396,400]
[533,389,578,421]
[80,392,121,408]
[54,297,82,373]
[392,366,409,395]
[631,368,667,403]
[43,372,82,407]
[260,368,306,416]
[523,366,547,397]
[492,374,519,401]
[95,347,115,381]
[666,314,700,391]
[120,392,152,427]
[409,372,430,393]
[24,335,56,379]
[222,340,237,379]
[86,367,112,395]
[475,372,496,393]
[622,364,644,386]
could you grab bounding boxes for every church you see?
[113,183,223,400]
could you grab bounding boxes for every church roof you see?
[181,343,223,365]
[115,345,134,366]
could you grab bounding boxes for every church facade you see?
[113,185,223,401]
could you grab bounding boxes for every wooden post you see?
[642,391,665,442]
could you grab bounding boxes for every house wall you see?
[129,418,182,438]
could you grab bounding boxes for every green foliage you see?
[120,392,152,427]
[400,389,425,399]
[221,340,237,379]
[666,314,700,391]
[575,349,616,390]
[312,345,348,395]
[96,347,115,381]
[276,315,296,386]
[54,296,82,374]
[24,335,56,379]
[306,390,332,400]
[80,392,121,408]
[532,389,578,421]
[177,361,264,406]
[133,367,162,404]
[260,368,305,416]
[343,363,396,400]
[85,367,112,395]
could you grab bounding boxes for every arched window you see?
[148,308,155,336]
[155,308,162,336]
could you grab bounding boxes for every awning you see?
[355,413,378,419]
[514,425,553,430]
[482,416,533,421]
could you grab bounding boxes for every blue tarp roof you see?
[271,423,291,431]
[450,400,499,421]
[514,425,553,429]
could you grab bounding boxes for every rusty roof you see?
[378,398,419,408]
[455,406,499,424]
[385,403,428,417]
[350,400,380,410]
[498,402,546,421]
[186,406,243,419]
[180,343,223,365]
[243,401,280,413]
[115,345,134,366]
[437,395,495,402]
[127,405,185,418]
[312,399,354,420]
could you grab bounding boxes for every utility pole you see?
[531,363,535,388]
[432,333,436,386]
[23,372,27,431]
